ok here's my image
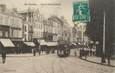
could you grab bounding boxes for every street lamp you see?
[78,23,86,49]
[90,41,94,49]
[95,41,99,48]
[95,41,99,47]
[95,41,99,55]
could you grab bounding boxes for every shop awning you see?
[37,40,45,43]
[72,43,76,45]
[24,42,36,47]
[38,40,47,45]
[40,42,47,45]
[46,42,58,46]
[0,39,15,47]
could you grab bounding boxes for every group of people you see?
[0,45,56,64]
[32,47,42,56]
[79,47,96,59]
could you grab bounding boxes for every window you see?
[0,31,3,37]
[24,26,27,32]
[18,19,22,28]
[24,35,27,41]
[40,24,41,29]
[36,32,38,37]
[10,18,14,26]
[5,31,8,37]
[41,24,42,29]
[41,32,43,37]
[39,23,40,29]
[39,32,41,37]
[4,16,9,25]
[13,30,17,37]
[38,32,39,37]
[18,30,22,38]
[33,23,35,28]
[29,26,33,32]
[12,30,13,37]
[0,15,3,24]
[15,19,19,27]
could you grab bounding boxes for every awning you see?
[38,40,47,45]
[58,41,65,44]
[37,40,45,43]
[40,42,47,45]
[24,42,36,47]
[72,43,76,45]
[0,39,15,47]
[46,42,58,46]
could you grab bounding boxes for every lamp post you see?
[90,41,94,48]
[78,23,86,49]
[95,41,99,55]
[101,11,106,63]
[95,41,99,49]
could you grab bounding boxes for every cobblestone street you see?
[0,50,115,73]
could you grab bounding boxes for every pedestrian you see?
[1,49,6,64]
[84,47,89,59]
[74,48,77,56]
[32,48,36,56]
[38,45,41,55]
[79,48,83,58]
[89,48,92,56]
[92,48,96,56]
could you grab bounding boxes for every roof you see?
[48,16,63,25]
[0,9,23,18]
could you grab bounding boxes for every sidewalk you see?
[87,56,115,67]
[70,49,115,67]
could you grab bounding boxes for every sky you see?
[0,0,82,27]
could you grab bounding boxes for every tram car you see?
[57,40,70,57]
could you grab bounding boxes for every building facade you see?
[43,16,67,42]
[32,9,44,40]
[43,16,72,44]
[61,18,71,44]
[23,21,33,41]
[0,4,23,41]
[43,19,53,41]
[0,4,23,53]
[88,0,113,57]
[47,16,63,42]
[19,9,44,42]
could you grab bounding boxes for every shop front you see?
[0,39,15,53]
[22,42,36,53]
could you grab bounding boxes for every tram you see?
[57,40,70,57]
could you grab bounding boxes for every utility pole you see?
[101,11,106,63]
[81,23,84,47]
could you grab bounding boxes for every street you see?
[0,50,115,73]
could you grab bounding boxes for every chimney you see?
[0,4,6,12]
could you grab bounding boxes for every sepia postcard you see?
[0,0,115,73]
